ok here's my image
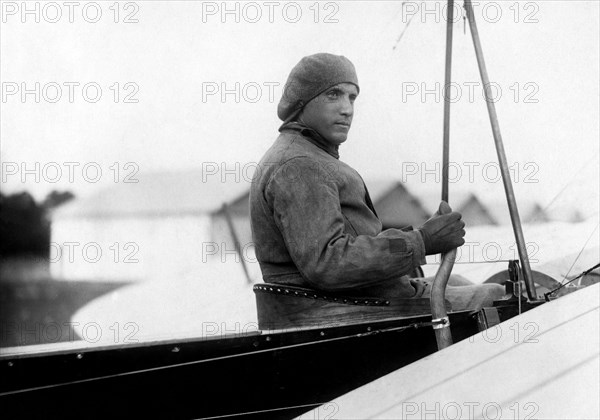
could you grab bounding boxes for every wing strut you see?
[464,0,536,301]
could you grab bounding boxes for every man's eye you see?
[327,91,340,99]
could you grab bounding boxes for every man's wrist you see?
[417,229,431,255]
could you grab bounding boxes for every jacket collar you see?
[279,121,340,159]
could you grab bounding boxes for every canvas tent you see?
[367,180,430,229]
[456,193,498,226]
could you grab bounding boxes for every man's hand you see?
[418,201,465,255]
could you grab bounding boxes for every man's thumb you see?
[438,200,452,215]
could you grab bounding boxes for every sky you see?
[1,0,599,218]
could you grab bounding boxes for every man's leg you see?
[444,283,505,311]
[447,274,475,286]
[418,275,505,311]
[354,275,504,310]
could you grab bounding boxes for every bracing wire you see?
[392,1,416,50]
[560,223,600,284]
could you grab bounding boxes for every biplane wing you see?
[299,283,600,419]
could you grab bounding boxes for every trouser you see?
[353,274,505,311]
[411,275,505,311]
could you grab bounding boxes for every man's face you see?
[298,83,358,146]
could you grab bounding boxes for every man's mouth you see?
[335,121,351,127]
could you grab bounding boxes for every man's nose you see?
[339,96,353,116]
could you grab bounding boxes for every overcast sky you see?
[2,0,599,217]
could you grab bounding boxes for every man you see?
[250,53,504,311]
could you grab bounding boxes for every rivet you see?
[277,289,281,292]
[354,300,358,304]
[253,341,259,347]
[304,293,308,297]
[172,347,180,353]
[295,292,299,295]
[374,301,379,304]
[385,301,390,305]
[343,299,347,303]
[269,287,273,291]
[265,336,271,342]
[76,353,83,360]
[320,331,325,336]
[313,294,318,298]
[285,289,290,294]
[364,300,369,304]
[367,327,372,331]
[7,361,14,367]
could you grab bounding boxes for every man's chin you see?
[328,134,348,145]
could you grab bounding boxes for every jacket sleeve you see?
[265,157,426,292]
